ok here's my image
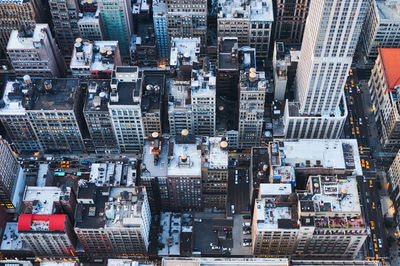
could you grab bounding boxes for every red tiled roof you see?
[18,214,33,231]
[379,48,400,90]
[48,214,66,231]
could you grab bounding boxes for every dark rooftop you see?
[136,23,156,46]
[251,147,269,183]
[116,66,138,73]
[75,183,109,229]
[218,38,238,71]
[109,71,143,106]
[141,72,164,112]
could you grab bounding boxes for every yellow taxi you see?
[355,126,360,134]
[375,254,379,260]
[366,160,370,169]
[373,234,377,242]
[352,127,355,135]
[351,80,354,85]
[350,116,354,125]
[369,179,373,188]
[372,202,376,210]
[361,159,365,168]
[374,242,378,252]
[349,68,353,75]
[370,221,375,230]
[359,146,364,154]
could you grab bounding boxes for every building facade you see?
[388,150,400,211]
[0,136,25,212]
[217,0,274,59]
[165,0,207,50]
[238,68,266,149]
[78,10,104,41]
[153,0,168,60]
[361,0,400,60]
[97,0,133,57]
[48,0,80,61]
[7,24,66,78]
[369,48,400,151]
[274,0,310,44]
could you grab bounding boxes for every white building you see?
[191,59,216,136]
[285,0,368,139]
[78,10,104,41]
[7,24,66,78]
[238,68,266,149]
[361,0,400,60]
[108,66,145,153]
[217,0,274,58]
[368,48,400,150]
[168,80,193,136]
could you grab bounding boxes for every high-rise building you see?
[284,0,368,139]
[168,80,193,136]
[361,0,400,60]
[7,24,66,78]
[131,23,158,67]
[83,81,120,154]
[0,81,42,153]
[274,0,310,44]
[167,135,202,211]
[165,0,207,50]
[153,0,168,60]
[238,68,266,149]
[78,10,104,41]
[201,137,228,210]
[191,59,216,136]
[48,0,80,61]
[74,185,151,259]
[217,0,274,59]
[0,136,25,212]
[369,48,400,151]
[0,0,46,58]
[97,0,133,57]
[109,66,145,153]
[216,37,239,98]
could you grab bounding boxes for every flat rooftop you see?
[142,137,169,177]
[280,139,363,175]
[7,24,48,51]
[376,0,400,20]
[162,257,289,266]
[23,186,71,215]
[217,0,273,21]
[168,80,191,111]
[91,41,119,72]
[205,137,228,170]
[170,38,200,67]
[218,38,238,71]
[0,222,31,251]
[141,72,164,112]
[191,64,216,97]
[32,79,79,110]
[168,138,202,177]
[70,40,93,69]
[109,69,142,106]
[260,183,292,196]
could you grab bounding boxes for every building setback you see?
[7,24,66,78]
[284,0,368,139]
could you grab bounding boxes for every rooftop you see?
[376,0,400,20]
[36,163,49,187]
[378,48,400,91]
[251,147,269,183]
[217,0,273,21]
[218,37,238,71]
[280,139,363,175]
[0,222,31,251]
[40,263,76,266]
[168,137,202,177]
[141,72,164,112]
[17,214,66,232]
[191,60,216,98]
[7,24,49,51]
[70,39,93,69]
[259,183,292,196]
[91,41,119,72]
[170,38,201,67]
[162,257,289,266]
[84,80,111,112]
[203,137,228,170]
[168,80,191,111]
[240,70,266,91]
[89,162,136,187]
[142,137,169,178]
[109,68,142,106]
[23,186,72,215]
[108,259,154,266]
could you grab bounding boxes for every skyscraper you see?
[284,0,368,139]
[97,0,133,57]
[238,68,266,149]
[153,0,168,60]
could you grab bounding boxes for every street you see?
[343,67,388,263]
